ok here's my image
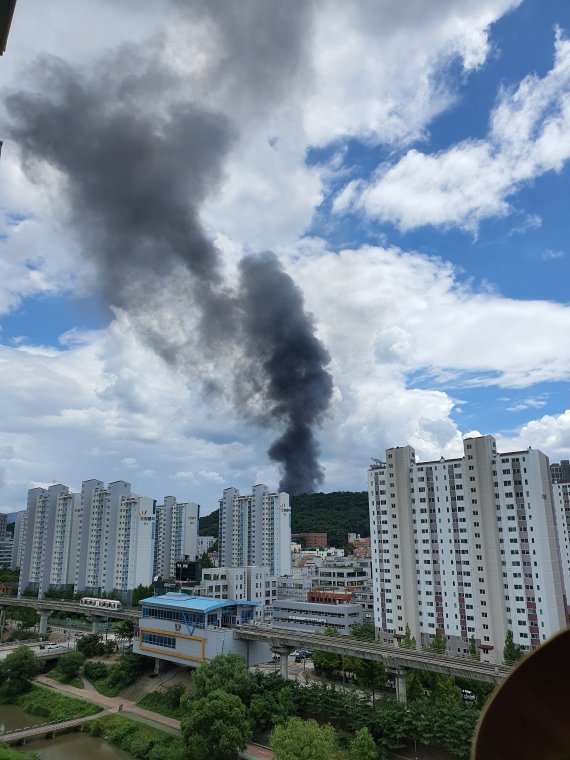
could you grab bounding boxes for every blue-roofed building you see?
[134,592,270,669]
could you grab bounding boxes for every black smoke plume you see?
[7,16,332,494]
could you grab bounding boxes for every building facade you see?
[17,479,156,598]
[271,599,364,634]
[218,484,291,576]
[368,436,567,662]
[154,498,199,579]
[551,460,570,483]
[134,592,269,668]
[552,481,570,600]
[292,532,328,548]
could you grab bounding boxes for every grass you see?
[137,691,185,720]
[16,684,100,721]
[44,668,84,689]
[88,677,122,698]
[0,747,38,760]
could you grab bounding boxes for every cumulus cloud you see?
[339,28,570,231]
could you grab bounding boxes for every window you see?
[141,632,176,649]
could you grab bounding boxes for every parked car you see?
[461,689,476,702]
[292,649,311,659]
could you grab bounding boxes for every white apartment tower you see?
[17,479,156,598]
[368,436,567,663]
[218,484,291,577]
[154,497,199,578]
[552,481,570,604]
[18,484,70,597]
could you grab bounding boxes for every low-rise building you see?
[134,592,270,668]
[271,599,363,634]
[292,532,328,548]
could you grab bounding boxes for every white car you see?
[461,689,476,702]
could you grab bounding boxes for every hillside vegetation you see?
[199,491,370,548]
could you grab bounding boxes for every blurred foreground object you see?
[0,0,16,55]
[472,627,570,759]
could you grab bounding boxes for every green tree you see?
[311,627,342,673]
[428,629,447,654]
[503,629,522,665]
[468,635,480,661]
[57,651,85,680]
[84,660,108,681]
[0,645,43,695]
[349,623,385,706]
[6,605,38,631]
[131,584,154,607]
[182,688,251,760]
[349,622,376,641]
[270,717,341,760]
[398,624,416,650]
[200,552,214,569]
[349,727,378,760]
[248,687,296,732]
[106,651,149,688]
[188,654,253,703]
[76,633,105,658]
[115,620,135,641]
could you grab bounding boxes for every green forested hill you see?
[199,491,370,548]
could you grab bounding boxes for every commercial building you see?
[154,498,199,578]
[134,592,270,668]
[271,599,364,634]
[218,484,291,576]
[292,532,328,548]
[16,479,156,597]
[368,436,567,662]
[184,565,279,617]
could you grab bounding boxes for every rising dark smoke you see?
[238,253,333,494]
[6,7,332,495]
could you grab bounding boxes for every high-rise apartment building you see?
[0,512,7,542]
[550,459,570,483]
[17,479,156,597]
[218,484,291,576]
[154,497,199,578]
[551,481,570,602]
[11,511,27,571]
[368,436,567,663]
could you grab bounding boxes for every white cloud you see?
[496,409,570,459]
[342,29,570,231]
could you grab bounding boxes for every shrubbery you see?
[138,683,187,719]
[83,715,185,760]
[84,660,108,682]
[16,685,100,721]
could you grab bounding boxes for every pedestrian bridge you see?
[0,710,108,745]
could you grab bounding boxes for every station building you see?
[133,592,270,668]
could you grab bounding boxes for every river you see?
[0,704,131,760]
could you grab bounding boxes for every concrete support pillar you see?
[154,657,166,674]
[91,619,99,634]
[0,607,6,628]
[271,645,294,680]
[395,669,407,704]
[38,611,49,636]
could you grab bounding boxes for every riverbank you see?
[33,676,273,759]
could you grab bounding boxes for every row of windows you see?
[141,632,176,649]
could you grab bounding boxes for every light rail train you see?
[79,597,122,610]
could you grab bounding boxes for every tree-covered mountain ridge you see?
[199,491,370,548]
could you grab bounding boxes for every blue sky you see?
[1,0,570,514]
